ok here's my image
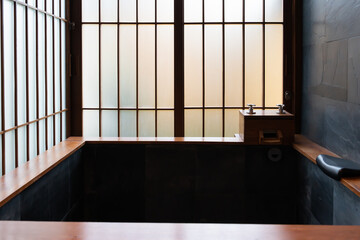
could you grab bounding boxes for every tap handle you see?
[247,104,256,114]
[276,104,285,114]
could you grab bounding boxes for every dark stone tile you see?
[333,183,360,225]
[0,195,21,220]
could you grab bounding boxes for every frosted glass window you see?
[28,0,36,7]
[157,111,174,137]
[38,13,46,118]
[0,138,2,174]
[138,0,155,22]
[138,25,155,108]
[39,119,46,154]
[265,0,283,22]
[205,0,222,22]
[205,25,222,107]
[185,0,202,22]
[47,116,54,148]
[225,0,243,22]
[38,0,45,11]
[46,0,53,13]
[4,0,15,130]
[29,123,38,160]
[82,0,98,22]
[5,132,15,174]
[54,0,60,16]
[225,25,243,107]
[119,0,136,22]
[17,5,27,125]
[157,0,174,22]
[205,109,222,137]
[29,9,37,121]
[245,25,263,106]
[185,25,203,107]
[185,110,203,137]
[55,114,61,144]
[120,111,136,137]
[82,25,99,108]
[245,0,263,22]
[101,0,117,22]
[265,25,283,107]
[157,25,174,108]
[102,110,118,137]
[225,109,240,137]
[61,0,66,18]
[47,16,54,114]
[139,111,155,137]
[62,112,66,140]
[119,25,136,108]
[83,110,99,137]
[18,127,27,166]
[54,19,61,112]
[61,21,66,110]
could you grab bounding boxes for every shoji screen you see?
[0,0,68,175]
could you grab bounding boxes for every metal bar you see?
[242,0,245,109]
[25,0,30,161]
[14,2,19,167]
[44,0,48,150]
[81,107,277,111]
[36,0,40,154]
[262,0,265,109]
[222,0,225,137]
[83,108,175,111]
[52,0,56,145]
[0,0,5,175]
[0,109,69,136]
[81,21,283,25]
[202,0,205,137]
[155,0,158,137]
[98,0,102,137]
[59,0,62,142]
[117,0,120,137]
[136,0,139,137]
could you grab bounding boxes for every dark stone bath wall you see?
[302,0,360,163]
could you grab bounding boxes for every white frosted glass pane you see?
[184,0,202,22]
[54,0,59,16]
[38,0,45,10]
[120,110,136,137]
[38,13,46,117]
[39,119,46,154]
[29,9,37,121]
[29,123,37,160]
[61,21,66,109]
[225,25,243,107]
[82,25,99,108]
[185,110,202,137]
[101,0,117,22]
[119,0,136,22]
[54,19,61,112]
[46,0,53,13]
[28,0,36,7]
[157,25,174,108]
[62,112,66,140]
[5,132,15,174]
[101,25,118,108]
[47,16,54,114]
[47,116,54,148]
[139,111,155,137]
[82,0,98,22]
[265,0,283,22]
[225,109,240,137]
[157,111,174,137]
[120,25,136,107]
[18,127,27,166]
[205,109,222,137]
[17,5,27,124]
[205,0,222,22]
[245,25,262,106]
[55,114,61,144]
[185,25,202,107]
[4,0,15,129]
[225,0,243,22]
[138,0,155,22]
[83,110,99,137]
[61,0,65,18]
[265,25,283,107]
[138,25,155,108]
[157,0,174,22]
[102,110,118,137]
[205,25,222,107]
[0,138,2,174]
[245,0,262,22]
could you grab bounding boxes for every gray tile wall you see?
[302,0,360,163]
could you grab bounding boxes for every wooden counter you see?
[0,221,360,240]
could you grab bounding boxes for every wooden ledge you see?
[0,139,85,208]
[1,221,360,240]
[293,134,360,198]
[67,136,245,145]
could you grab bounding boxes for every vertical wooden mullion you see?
[44,0,48,150]
[155,0,157,137]
[136,0,138,137]
[0,0,5,175]
[36,0,40,154]
[222,0,225,137]
[117,0,120,137]
[202,0,205,137]
[59,0,62,142]
[52,0,56,145]
[14,2,19,167]
[98,0,101,137]
[262,0,265,109]
[242,0,245,109]
[25,0,30,161]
